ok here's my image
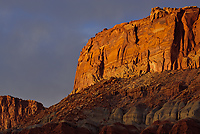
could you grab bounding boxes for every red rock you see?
[142,119,200,134]
[73,6,200,94]
[141,120,173,134]
[170,118,200,134]
[0,95,44,130]
[19,122,92,134]
[99,122,139,134]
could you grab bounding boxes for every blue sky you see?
[0,0,199,107]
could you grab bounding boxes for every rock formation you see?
[99,122,139,134]
[123,104,146,125]
[1,6,200,134]
[141,118,200,134]
[39,68,200,134]
[73,6,200,93]
[2,63,200,133]
[108,108,123,124]
[170,118,200,134]
[0,95,44,131]
[141,120,174,134]
[18,121,92,134]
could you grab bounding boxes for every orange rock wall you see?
[0,95,44,130]
[73,6,200,93]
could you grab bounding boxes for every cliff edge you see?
[0,95,44,131]
[73,6,200,94]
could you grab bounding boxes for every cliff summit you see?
[73,6,200,94]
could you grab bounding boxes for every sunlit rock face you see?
[73,6,200,94]
[0,95,44,130]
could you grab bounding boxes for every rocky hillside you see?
[1,6,200,134]
[3,68,200,134]
[73,6,200,93]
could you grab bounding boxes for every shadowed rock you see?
[108,108,123,124]
[99,122,139,134]
[179,100,200,120]
[123,105,146,125]
[145,106,161,125]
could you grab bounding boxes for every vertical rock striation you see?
[73,6,200,94]
[0,95,44,130]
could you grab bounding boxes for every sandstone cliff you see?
[0,95,44,130]
[73,6,200,93]
[1,6,200,134]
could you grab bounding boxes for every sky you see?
[0,0,199,107]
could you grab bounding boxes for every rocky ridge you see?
[1,68,200,134]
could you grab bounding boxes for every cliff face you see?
[1,6,200,134]
[0,95,44,130]
[73,6,200,93]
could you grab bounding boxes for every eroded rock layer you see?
[0,95,44,130]
[73,6,200,93]
[1,68,200,133]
